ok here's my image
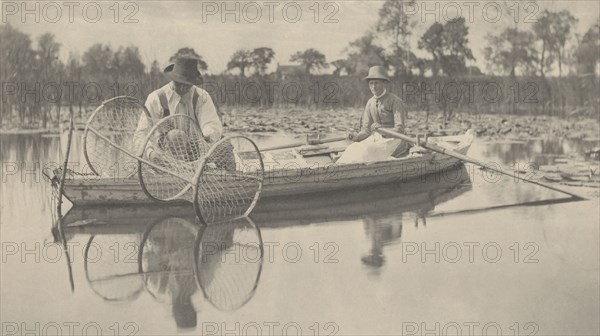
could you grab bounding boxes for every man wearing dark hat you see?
[338,66,409,163]
[134,56,222,160]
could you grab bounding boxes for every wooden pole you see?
[376,128,585,200]
[259,136,346,152]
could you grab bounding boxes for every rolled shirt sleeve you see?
[195,88,223,141]
[133,92,162,157]
[392,97,407,133]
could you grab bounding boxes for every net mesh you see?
[139,114,210,201]
[84,96,150,177]
[84,234,144,301]
[195,217,263,311]
[84,98,264,221]
[139,218,199,304]
[194,136,264,224]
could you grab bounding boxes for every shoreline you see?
[0,128,59,135]
[2,110,598,140]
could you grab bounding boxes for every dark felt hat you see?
[164,57,203,86]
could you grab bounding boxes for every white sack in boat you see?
[337,133,403,164]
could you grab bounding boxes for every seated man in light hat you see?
[134,56,222,161]
[337,66,409,163]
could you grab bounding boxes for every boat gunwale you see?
[57,134,472,185]
[52,132,474,205]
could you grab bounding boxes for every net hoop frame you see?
[83,235,144,302]
[192,135,265,224]
[193,216,264,311]
[137,114,203,202]
[137,216,200,302]
[83,96,151,176]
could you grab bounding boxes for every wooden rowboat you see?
[50,131,474,206]
[58,165,471,231]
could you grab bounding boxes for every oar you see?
[376,128,586,200]
[259,135,346,152]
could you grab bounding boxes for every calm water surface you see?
[1,133,598,335]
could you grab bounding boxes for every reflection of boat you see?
[52,133,474,206]
[57,168,471,323]
[60,165,472,230]
[64,215,263,331]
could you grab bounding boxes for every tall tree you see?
[344,32,388,75]
[574,20,600,75]
[551,10,578,77]
[532,10,554,77]
[168,47,208,70]
[250,47,275,75]
[0,24,36,126]
[289,48,328,74]
[36,33,62,127]
[483,28,538,76]
[418,18,474,76]
[82,43,114,83]
[113,46,145,81]
[418,22,444,76]
[376,0,417,74]
[227,49,253,77]
[330,59,350,76]
[148,59,163,90]
[65,53,83,115]
[441,18,474,76]
[386,47,417,76]
[533,10,577,77]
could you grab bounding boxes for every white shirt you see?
[133,82,222,154]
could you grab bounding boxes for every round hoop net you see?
[193,136,264,224]
[195,217,263,311]
[138,114,210,201]
[84,234,144,301]
[83,96,151,177]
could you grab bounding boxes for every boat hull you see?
[60,165,472,230]
[55,134,473,206]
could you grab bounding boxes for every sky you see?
[4,0,600,74]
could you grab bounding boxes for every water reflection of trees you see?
[481,138,595,166]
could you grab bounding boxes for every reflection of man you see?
[361,216,403,268]
[338,66,409,163]
[142,219,199,330]
[134,57,222,160]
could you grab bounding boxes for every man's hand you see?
[204,131,221,143]
[346,131,358,142]
[147,148,173,167]
[370,122,382,132]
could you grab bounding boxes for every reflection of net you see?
[84,96,150,177]
[195,217,263,311]
[139,115,210,201]
[84,234,144,301]
[194,136,263,224]
[139,218,199,304]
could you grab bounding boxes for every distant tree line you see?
[1,1,598,129]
